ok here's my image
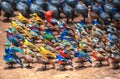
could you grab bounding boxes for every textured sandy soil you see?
[0,12,120,79]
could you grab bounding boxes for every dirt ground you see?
[0,11,120,79]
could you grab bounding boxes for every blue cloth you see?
[112,7,117,13]
[56,54,73,67]
[61,30,77,48]
[74,50,83,58]
[44,29,53,34]
[61,0,66,8]
[7,37,20,46]
[61,30,70,38]
[108,33,117,43]
[63,38,76,48]
[75,0,78,5]
[6,32,24,46]
[14,34,24,41]
[5,47,15,55]
[99,5,103,13]
[15,0,20,3]
[10,53,23,68]
[80,51,90,58]
[5,46,24,55]
[4,46,23,67]
[93,19,100,25]
[103,0,107,4]
[57,54,67,62]
[79,21,85,28]
[4,55,16,63]
[90,1,94,5]
[28,0,33,5]
[74,50,92,64]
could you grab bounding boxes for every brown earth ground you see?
[0,10,120,79]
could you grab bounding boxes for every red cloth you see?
[60,51,71,59]
[77,58,85,61]
[45,10,54,23]
[93,52,105,61]
[111,58,119,62]
[93,52,110,64]
[20,45,24,49]
[58,61,67,65]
